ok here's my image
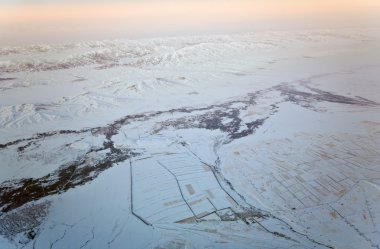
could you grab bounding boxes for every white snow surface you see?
[1,28,380,249]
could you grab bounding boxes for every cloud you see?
[0,0,379,45]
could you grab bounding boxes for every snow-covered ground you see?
[0,28,380,249]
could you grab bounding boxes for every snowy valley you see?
[0,29,380,249]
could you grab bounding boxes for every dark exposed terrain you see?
[0,82,378,216]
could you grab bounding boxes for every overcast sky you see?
[0,0,379,46]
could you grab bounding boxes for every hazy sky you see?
[0,0,379,46]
